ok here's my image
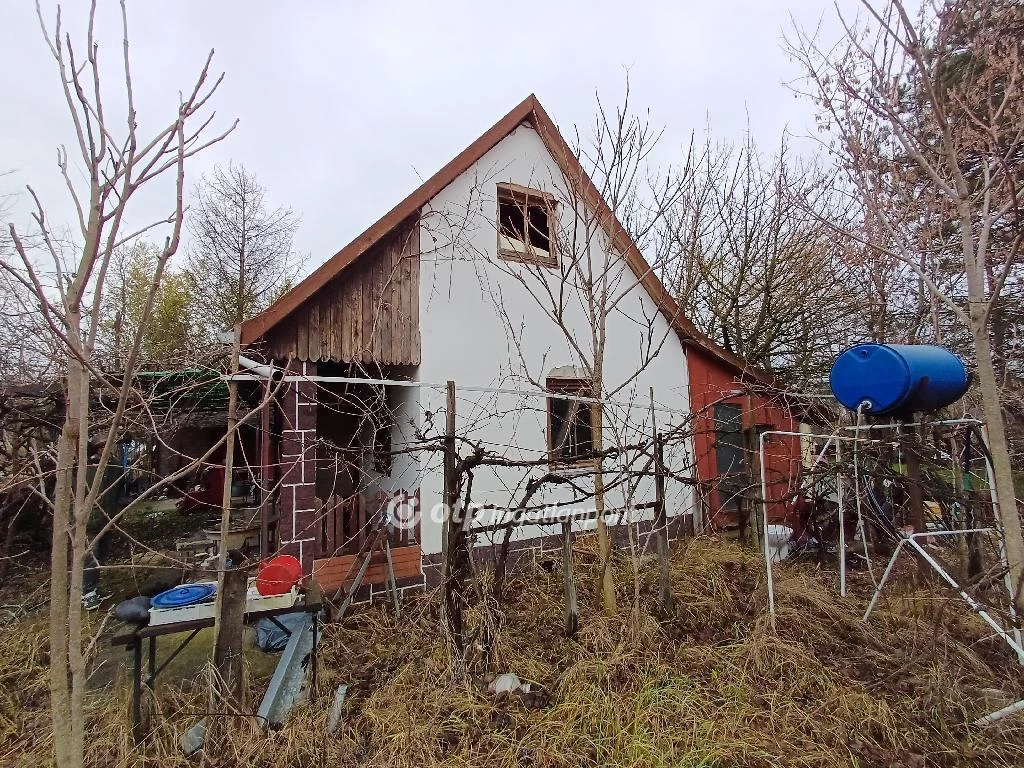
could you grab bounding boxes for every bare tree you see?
[666,133,862,387]
[186,162,302,336]
[787,0,1024,612]
[1,3,236,766]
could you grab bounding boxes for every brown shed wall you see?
[263,214,420,365]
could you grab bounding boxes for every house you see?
[239,95,798,596]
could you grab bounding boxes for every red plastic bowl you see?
[255,555,302,596]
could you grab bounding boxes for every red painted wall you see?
[686,346,800,527]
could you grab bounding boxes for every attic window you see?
[497,183,556,267]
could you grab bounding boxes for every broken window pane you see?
[499,197,527,244]
[528,204,550,252]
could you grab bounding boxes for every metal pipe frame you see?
[760,428,866,626]
[758,420,1006,627]
[861,529,1024,660]
[840,418,983,431]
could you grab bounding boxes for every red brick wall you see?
[686,347,800,527]
[277,360,318,572]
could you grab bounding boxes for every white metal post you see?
[836,440,846,597]
[758,430,775,630]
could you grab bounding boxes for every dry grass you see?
[3,537,1024,767]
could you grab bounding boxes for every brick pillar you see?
[278,360,318,573]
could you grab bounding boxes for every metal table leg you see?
[311,611,319,694]
[131,637,143,744]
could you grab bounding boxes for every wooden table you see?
[111,601,322,743]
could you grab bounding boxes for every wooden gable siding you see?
[264,215,420,364]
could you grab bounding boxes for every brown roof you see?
[241,94,771,384]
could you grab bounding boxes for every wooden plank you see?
[308,301,321,361]
[331,289,343,362]
[340,278,353,362]
[350,275,361,364]
[395,248,406,365]
[387,231,398,364]
[410,223,421,365]
[362,252,374,364]
[256,214,419,367]
[380,237,391,366]
[313,570,405,593]
[320,295,331,362]
[296,314,309,361]
[392,228,403,363]
[395,220,406,365]
[402,223,414,364]
[371,245,383,363]
[313,551,420,577]
[313,545,422,573]
[342,268,354,362]
[361,258,372,364]
[266,324,285,360]
[312,546,423,592]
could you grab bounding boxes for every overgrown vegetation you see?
[2,539,1022,767]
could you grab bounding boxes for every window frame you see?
[496,182,557,268]
[546,376,596,468]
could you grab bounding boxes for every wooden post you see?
[259,377,272,557]
[654,431,672,613]
[747,428,764,554]
[902,425,928,579]
[212,564,247,706]
[561,520,578,636]
[441,381,455,567]
[440,381,464,649]
[649,389,672,613]
[960,431,983,578]
[743,393,763,553]
[212,325,245,708]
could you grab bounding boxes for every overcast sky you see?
[1,1,862,275]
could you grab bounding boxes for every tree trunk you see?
[50,301,89,768]
[974,327,1024,615]
[958,186,1024,617]
[49,421,75,768]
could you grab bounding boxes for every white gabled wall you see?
[413,122,693,556]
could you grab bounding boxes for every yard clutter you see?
[4,538,1019,766]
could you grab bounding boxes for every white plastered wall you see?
[406,123,694,556]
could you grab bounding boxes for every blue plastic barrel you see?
[829,344,969,416]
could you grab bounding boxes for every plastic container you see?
[148,581,218,626]
[829,344,969,417]
[151,582,217,609]
[765,524,793,563]
[256,555,303,596]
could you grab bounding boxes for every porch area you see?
[254,363,424,596]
